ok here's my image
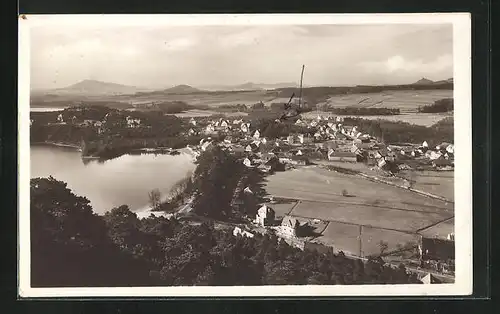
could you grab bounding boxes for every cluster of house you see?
[186,114,454,173]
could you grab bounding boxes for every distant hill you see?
[412,78,435,85]
[35,80,151,96]
[433,78,453,85]
[199,82,300,91]
[162,84,204,94]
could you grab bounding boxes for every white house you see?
[422,141,429,148]
[201,141,213,152]
[297,134,304,144]
[296,150,303,156]
[126,116,141,128]
[205,124,215,134]
[281,216,300,237]
[241,123,249,133]
[243,158,253,167]
[243,186,253,194]
[189,118,197,126]
[446,144,454,154]
[253,130,260,139]
[378,158,387,168]
[255,204,276,227]
[425,150,442,160]
[233,227,254,238]
[261,137,267,145]
[245,145,253,152]
[57,114,64,123]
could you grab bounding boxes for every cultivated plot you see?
[265,167,454,214]
[360,226,420,257]
[290,200,451,233]
[418,217,454,239]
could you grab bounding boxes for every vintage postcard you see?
[18,13,472,297]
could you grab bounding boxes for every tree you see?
[148,188,162,211]
[30,177,152,287]
[378,240,389,255]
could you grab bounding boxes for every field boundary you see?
[287,212,432,235]
[415,216,455,234]
[353,171,453,204]
[269,193,450,215]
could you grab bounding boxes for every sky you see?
[29,23,453,90]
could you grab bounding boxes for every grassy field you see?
[316,221,361,256]
[121,90,275,108]
[264,165,454,256]
[324,90,453,110]
[418,218,454,239]
[400,170,454,201]
[264,167,454,214]
[360,226,420,257]
[290,200,451,233]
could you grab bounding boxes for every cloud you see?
[28,23,453,89]
[359,54,453,76]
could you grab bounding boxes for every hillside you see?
[199,82,299,91]
[162,84,204,94]
[413,78,435,85]
[37,80,151,96]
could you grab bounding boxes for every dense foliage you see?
[418,98,453,113]
[191,146,266,220]
[326,107,400,116]
[343,117,454,145]
[30,177,421,287]
[30,105,196,159]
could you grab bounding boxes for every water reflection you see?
[31,145,196,214]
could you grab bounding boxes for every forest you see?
[418,98,454,113]
[30,105,198,160]
[31,175,421,287]
[343,117,454,145]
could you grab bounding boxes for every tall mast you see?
[299,64,305,107]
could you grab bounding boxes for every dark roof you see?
[330,151,357,157]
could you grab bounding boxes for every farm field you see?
[400,170,454,201]
[315,221,361,256]
[264,166,454,214]
[290,200,451,233]
[324,89,453,110]
[418,218,454,239]
[360,226,420,257]
[171,109,248,118]
[122,90,276,108]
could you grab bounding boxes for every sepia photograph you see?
[18,14,472,297]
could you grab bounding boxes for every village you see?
[181,112,455,284]
[30,103,456,284]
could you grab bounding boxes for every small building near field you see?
[255,204,276,227]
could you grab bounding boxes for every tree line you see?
[343,117,454,146]
[30,176,421,287]
[418,98,453,113]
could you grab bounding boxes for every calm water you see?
[30,145,196,215]
[30,107,65,112]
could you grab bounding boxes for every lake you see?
[30,107,65,112]
[30,145,196,215]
